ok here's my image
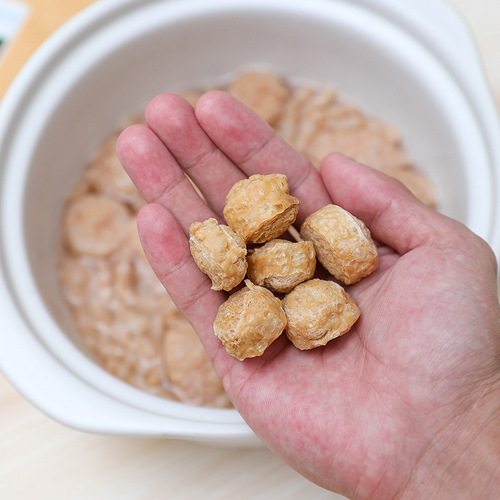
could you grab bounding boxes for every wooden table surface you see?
[1,1,499,499]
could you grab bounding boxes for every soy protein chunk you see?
[300,204,378,284]
[246,239,316,293]
[282,279,360,350]
[213,280,287,360]
[223,173,300,244]
[189,218,247,291]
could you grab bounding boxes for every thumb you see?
[319,153,466,256]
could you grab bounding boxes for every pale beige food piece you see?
[58,254,112,309]
[278,87,338,154]
[227,71,290,126]
[382,165,438,208]
[247,239,316,293]
[223,173,300,244]
[58,249,179,397]
[213,280,287,360]
[277,86,316,147]
[322,102,366,130]
[63,193,131,257]
[112,230,177,313]
[85,131,144,210]
[305,125,409,171]
[60,131,233,405]
[163,315,231,408]
[189,218,247,291]
[282,279,360,350]
[300,204,378,285]
[275,87,424,195]
[90,306,161,380]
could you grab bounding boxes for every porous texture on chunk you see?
[213,280,287,360]
[282,279,360,350]
[246,239,316,293]
[300,204,378,284]
[223,173,300,244]
[189,218,247,291]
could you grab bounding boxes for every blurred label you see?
[0,0,30,61]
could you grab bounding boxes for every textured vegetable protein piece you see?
[282,279,360,350]
[85,131,142,208]
[227,71,291,126]
[213,280,287,360]
[189,218,247,291]
[163,317,231,408]
[247,239,316,293]
[63,193,130,257]
[300,204,378,284]
[223,173,300,244]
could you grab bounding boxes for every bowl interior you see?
[4,0,492,418]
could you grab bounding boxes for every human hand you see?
[117,91,500,499]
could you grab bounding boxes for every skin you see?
[117,90,500,499]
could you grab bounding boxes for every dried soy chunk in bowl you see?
[229,70,437,209]
[227,71,290,127]
[300,204,378,285]
[189,218,247,291]
[246,239,316,294]
[84,131,144,209]
[282,279,360,350]
[163,315,231,408]
[213,280,287,361]
[223,173,300,244]
[58,125,232,406]
[63,193,131,257]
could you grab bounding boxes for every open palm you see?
[117,91,500,499]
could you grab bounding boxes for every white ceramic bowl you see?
[1,0,499,446]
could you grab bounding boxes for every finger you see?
[145,93,246,215]
[136,203,226,359]
[195,91,332,224]
[319,153,459,255]
[117,124,217,233]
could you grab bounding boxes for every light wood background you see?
[1,1,499,498]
